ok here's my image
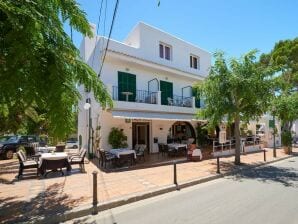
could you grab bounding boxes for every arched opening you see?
[167,121,196,144]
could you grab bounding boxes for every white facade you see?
[78,22,211,153]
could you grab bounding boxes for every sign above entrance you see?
[132,119,151,122]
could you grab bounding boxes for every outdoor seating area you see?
[15,147,87,179]
[95,143,204,171]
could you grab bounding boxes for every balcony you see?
[112,86,158,104]
[111,86,196,115]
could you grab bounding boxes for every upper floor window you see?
[159,43,172,60]
[190,55,199,69]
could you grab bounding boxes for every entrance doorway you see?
[132,122,150,153]
[168,121,196,144]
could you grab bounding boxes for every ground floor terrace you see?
[1,147,296,223]
[94,110,200,154]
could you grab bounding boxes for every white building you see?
[78,22,211,154]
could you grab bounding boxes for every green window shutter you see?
[118,72,136,101]
[192,88,200,108]
[160,80,173,105]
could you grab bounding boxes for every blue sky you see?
[70,0,298,58]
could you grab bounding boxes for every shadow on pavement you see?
[227,156,298,188]
[0,182,88,223]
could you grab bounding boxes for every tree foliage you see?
[260,37,298,142]
[197,50,274,164]
[0,0,112,138]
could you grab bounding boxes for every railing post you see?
[263,149,266,162]
[173,161,177,185]
[157,91,161,105]
[92,171,98,215]
[192,96,196,109]
[216,157,220,174]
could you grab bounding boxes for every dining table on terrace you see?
[167,143,188,150]
[109,148,137,159]
[38,152,71,177]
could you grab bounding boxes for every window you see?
[159,43,172,60]
[190,55,199,69]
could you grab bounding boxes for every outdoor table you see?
[36,146,56,153]
[121,91,133,101]
[38,152,71,177]
[109,148,136,159]
[167,144,188,150]
[110,148,136,167]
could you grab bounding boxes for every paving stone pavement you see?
[0,147,296,223]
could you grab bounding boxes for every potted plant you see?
[108,127,128,149]
[281,130,292,154]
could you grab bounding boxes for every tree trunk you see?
[234,115,241,165]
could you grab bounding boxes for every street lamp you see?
[84,98,91,159]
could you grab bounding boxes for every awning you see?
[112,111,199,121]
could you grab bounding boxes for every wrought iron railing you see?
[167,95,193,108]
[112,86,158,104]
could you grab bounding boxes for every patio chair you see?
[16,151,38,179]
[99,149,116,168]
[117,153,134,167]
[167,97,173,106]
[177,146,187,156]
[55,144,65,152]
[68,147,85,158]
[69,148,87,172]
[158,143,168,157]
[168,145,178,157]
[136,144,146,162]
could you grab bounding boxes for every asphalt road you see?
[66,156,298,224]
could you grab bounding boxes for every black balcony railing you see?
[112,86,158,104]
[167,95,193,108]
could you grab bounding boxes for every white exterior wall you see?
[101,58,196,98]
[78,22,211,152]
[247,115,282,148]
[292,120,298,138]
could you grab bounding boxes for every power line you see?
[91,0,104,70]
[100,0,108,65]
[98,0,120,77]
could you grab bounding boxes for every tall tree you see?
[197,50,274,165]
[260,38,298,151]
[0,0,112,138]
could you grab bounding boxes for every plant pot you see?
[283,146,291,155]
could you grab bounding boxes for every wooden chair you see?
[117,153,134,167]
[16,151,38,179]
[99,149,116,168]
[55,144,65,152]
[69,148,87,172]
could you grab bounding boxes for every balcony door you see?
[118,71,136,102]
[160,80,173,105]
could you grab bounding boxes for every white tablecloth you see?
[110,148,136,159]
[192,149,202,159]
[36,146,56,153]
[168,144,188,150]
[40,152,68,161]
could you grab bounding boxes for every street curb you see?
[35,153,295,223]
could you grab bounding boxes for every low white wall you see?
[212,145,261,157]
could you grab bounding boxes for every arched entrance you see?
[168,121,196,144]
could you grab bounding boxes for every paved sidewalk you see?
[0,148,296,223]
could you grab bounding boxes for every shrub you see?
[108,127,128,149]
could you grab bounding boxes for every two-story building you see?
[78,22,212,154]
